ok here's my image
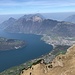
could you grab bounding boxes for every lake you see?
[0,31,53,72]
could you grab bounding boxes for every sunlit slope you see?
[21,45,75,75]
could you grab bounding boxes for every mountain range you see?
[64,14,75,23]
[0,14,75,37]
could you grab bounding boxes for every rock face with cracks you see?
[20,45,75,75]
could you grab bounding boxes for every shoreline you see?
[0,34,71,74]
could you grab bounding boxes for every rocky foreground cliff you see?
[21,45,75,75]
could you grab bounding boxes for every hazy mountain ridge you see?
[5,14,44,33]
[64,14,75,23]
[4,14,75,37]
[52,21,75,37]
[0,17,16,30]
[0,14,75,37]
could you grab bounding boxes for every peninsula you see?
[0,37,26,51]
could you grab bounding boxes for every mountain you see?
[64,15,75,23]
[20,45,75,75]
[52,21,75,37]
[0,17,16,30]
[5,18,59,34]
[5,14,44,33]
[20,13,44,21]
[0,14,75,37]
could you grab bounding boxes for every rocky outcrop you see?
[20,45,75,75]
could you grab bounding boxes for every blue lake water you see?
[0,31,53,72]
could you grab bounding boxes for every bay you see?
[0,31,53,72]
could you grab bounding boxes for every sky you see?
[0,0,75,14]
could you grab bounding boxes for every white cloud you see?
[0,0,75,7]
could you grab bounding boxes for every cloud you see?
[0,0,75,14]
[0,0,75,7]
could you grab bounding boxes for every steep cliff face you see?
[20,45,75,75]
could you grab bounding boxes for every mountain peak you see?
[20,13,44,21]
[31,15,43,22]
[8,17,16,21]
